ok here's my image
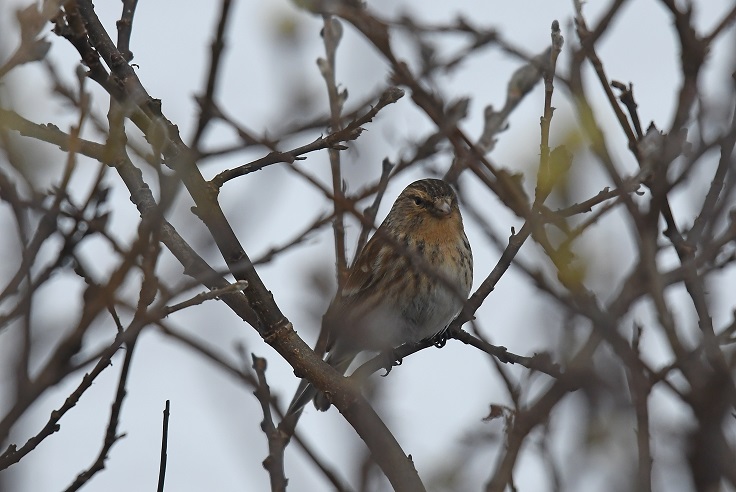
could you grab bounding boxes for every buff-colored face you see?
[383,179,466,249]
[391,178,461,221]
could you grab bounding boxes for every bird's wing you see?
[322,230,394,349]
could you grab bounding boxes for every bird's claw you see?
[433,331,449,348]
[380,349,403,377]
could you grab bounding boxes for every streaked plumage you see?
[288,178,472,414]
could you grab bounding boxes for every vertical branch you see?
[626,324,652,492]
[534,20,564,206]
[251,355,288,492]
[354,158,393,256]
[157,400,171,492]
[16,273,32,407]
[319,16,349,288]
[191,0,234,150]
[115,0,138,62]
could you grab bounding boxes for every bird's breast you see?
[399,232,472,341]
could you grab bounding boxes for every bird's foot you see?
[432,330,449,348]
[380,349,403,377]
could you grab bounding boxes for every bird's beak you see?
[435,197,452,215]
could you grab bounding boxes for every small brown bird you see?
[288,178,473,414]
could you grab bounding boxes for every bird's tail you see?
[286,377,319,416]
[285,348,355,415]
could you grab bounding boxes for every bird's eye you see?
[413,197,423,206]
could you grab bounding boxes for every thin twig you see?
[157,400,171,492]
[251,355,288,492]
[64,337,138,491]
[156,323,352,491]
[320,15,349,288]
[210,86,404,189]
[190,0,234,150]
[163,280,248,316]
[115,0,138,62]
[354,158,394,257]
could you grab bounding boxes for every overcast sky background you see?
[1,0,735,491]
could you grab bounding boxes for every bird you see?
[287,178,473,415]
